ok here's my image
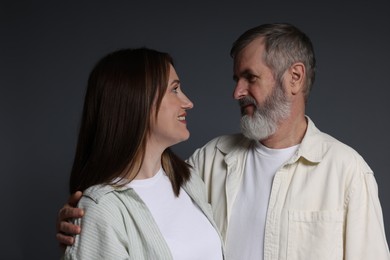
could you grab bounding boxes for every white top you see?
[187,117,390,259]
[128,168,223,260]
[226,141,299,260]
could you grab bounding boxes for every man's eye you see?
[247,75,257,83]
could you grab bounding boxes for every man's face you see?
[232,38,291,141]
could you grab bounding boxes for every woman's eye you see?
[172,87,179,93]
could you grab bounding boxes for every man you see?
[57,23,390,259]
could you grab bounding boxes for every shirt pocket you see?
[287,210,344,260]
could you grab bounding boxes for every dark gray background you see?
[1,1,389,259]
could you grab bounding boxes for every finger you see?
[59,221,81,235]
[68,191,83,207]
[58,206,84,221]
[56,232,75,247]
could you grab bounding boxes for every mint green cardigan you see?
[63,173,225,259]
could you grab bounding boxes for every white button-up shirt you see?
[188,117,390,260]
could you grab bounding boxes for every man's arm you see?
[56,191,84,249]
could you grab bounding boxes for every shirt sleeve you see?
[344,170,390,260]
[63,194,129,260]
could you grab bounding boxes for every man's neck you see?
[261,115,307,149]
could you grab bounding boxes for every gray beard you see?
[240,82,291,141]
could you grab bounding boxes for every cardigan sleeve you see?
[63,194,130,260]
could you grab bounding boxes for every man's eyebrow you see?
[233,69,254,80]
[242,69,255,76]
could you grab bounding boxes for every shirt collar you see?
[216,116,326,165]
[291,116,324,164]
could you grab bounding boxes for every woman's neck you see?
[134,141,164,179]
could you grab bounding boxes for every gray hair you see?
[230,23,316,101]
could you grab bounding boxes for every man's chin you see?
[240,118,276,141]
[241,129,270,141]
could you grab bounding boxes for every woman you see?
[63,48,224,259]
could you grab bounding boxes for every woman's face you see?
[149,65,194,148]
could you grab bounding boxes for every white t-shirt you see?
[226,141,299,260]
[127,168,223,260]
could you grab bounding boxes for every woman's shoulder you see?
[78,184,132,211]
[82,184,116,202]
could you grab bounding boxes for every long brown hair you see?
[69,48,190,196]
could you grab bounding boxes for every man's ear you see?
[288,62,305,95]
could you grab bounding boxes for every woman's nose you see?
[181,94,194,109]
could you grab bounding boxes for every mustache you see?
[238,96,258,108]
